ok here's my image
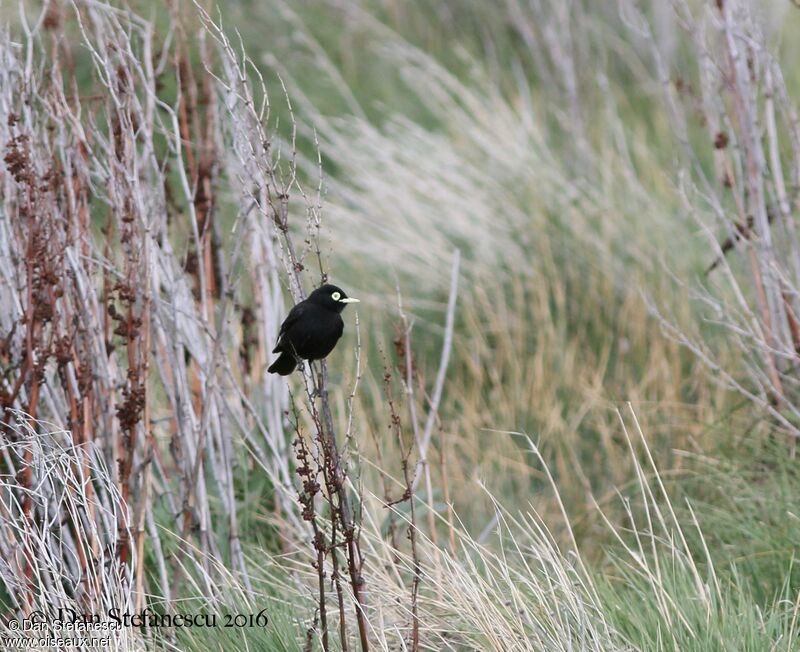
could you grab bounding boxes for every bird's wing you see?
[273,302,307,352]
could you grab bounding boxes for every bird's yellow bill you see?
[339,297,360,303]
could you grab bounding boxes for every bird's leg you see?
[314,363,328,402]
[304,360,322,399]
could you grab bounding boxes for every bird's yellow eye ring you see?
[332,291,341,301]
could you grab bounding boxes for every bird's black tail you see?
[268,351,297,375]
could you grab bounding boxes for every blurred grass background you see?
[234,0,745,532]
[220,1,800,647]
[234,2,800,648]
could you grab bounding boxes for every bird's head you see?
[309,284,360,313]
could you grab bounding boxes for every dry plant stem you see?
[368,357,400,559]
[382,367,421,651]
[344,314,363,453]
[394,283,443,611]
[719,6,787,428]
[290,395,329,651]
[628,0,800,454]
[312,367,348,652]
[395,288,436,545]
[297,363,354,652]
[338,315,363,652]
[314,509,330,652]
[1,0,304,614]
[402,456,420,652]
[193,6,372,646]
[315,360,368,652]
[333,548,349,652]
[411,248,459,493]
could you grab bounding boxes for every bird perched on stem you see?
[268,284,360,375]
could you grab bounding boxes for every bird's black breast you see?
[276,303,344,361]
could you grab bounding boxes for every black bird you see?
[268,284,360,376]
